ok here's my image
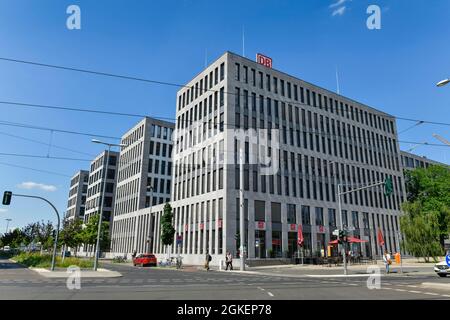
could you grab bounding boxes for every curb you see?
[29,267,122,278]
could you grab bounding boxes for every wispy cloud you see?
[17,181,57,192]
[329,0,348,8]
[332,6,347,16]
[329,0,350,16]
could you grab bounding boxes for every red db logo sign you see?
[256,53,272,68]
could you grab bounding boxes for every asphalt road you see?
[1,259,450,300]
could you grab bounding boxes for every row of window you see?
[148,159,172,177]
[150,124,174,141]
[233,61,395,134]
[232,162,403,211]
[149,141,173,158]
[178,62,225,110]
[146,177,171,196]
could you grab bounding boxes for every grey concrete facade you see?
[163,51,407,266]
[110,117,174,256]
[84,150,119,224]
[400,150,444,170]
[65,170,89,222]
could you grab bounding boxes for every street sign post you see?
[446,254,450,267]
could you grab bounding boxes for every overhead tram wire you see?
[1,56,450,127]
[0,161,71,177]
[0,152,91,162]
[0,117,447,151]
[398,121,425,135]
[0,120,121,140]
[0,131,95,157]
[0,116,448,150]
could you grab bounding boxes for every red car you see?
[133,254,157,267]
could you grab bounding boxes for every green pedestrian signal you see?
[384,177,393,196]
[2,191,12,205]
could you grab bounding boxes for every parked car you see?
[434,261,450,277]
[133,254,157,267]
[61,251,71,257]
[2,246,11,252]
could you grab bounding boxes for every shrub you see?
[13,252,94,268]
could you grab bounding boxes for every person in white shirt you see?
[383,251,391,274]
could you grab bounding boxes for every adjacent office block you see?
[65,170,89,222]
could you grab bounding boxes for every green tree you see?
[402,165,450,251]
[400,207,443,262]
[20,223,38,250]
[60,219,83,255]
[34,220,55,252]
[80,215,110,251]
[160,203,175,251]
[1,228,25,248]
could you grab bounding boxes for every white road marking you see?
[267,292,274,297]
[424,292,439,296]
[408,290,421,294]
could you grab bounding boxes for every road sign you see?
[446,254,450,267]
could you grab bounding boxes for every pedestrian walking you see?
[383,250,391,274]
[225,251,233,270]
[205,251,212,271]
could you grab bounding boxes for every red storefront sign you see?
[256,221,265,230]
[290,224,297,231]
[256,53,273,69]
[318,225,325,233]
[272,239,281,246]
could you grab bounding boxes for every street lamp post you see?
[329,160,347,275]
[91,139,127,271]
[5,218,12,233]
[147,186,153,253]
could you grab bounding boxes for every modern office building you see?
[65,170,89,222]
[151,51,407,266]
[109,117,174,257]
[84,150,119,224]
[400,150,443,170]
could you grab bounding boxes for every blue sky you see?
[0,0,449,231]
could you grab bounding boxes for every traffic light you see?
[338,229,348,243]
[2,191,12,205]
[384,176,393,196]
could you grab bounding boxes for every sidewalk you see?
[30,267,122,278]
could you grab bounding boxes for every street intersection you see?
[1,259,450,300]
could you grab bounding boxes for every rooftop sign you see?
[256,53,272,68]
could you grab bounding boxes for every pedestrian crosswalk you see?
[0,274,320,287]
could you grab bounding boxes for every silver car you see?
[434,261,450,277]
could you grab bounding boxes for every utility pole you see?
[337,184,347,275]
[239,146,245,271]
[147,186,154,253]
[336,178,393,275]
